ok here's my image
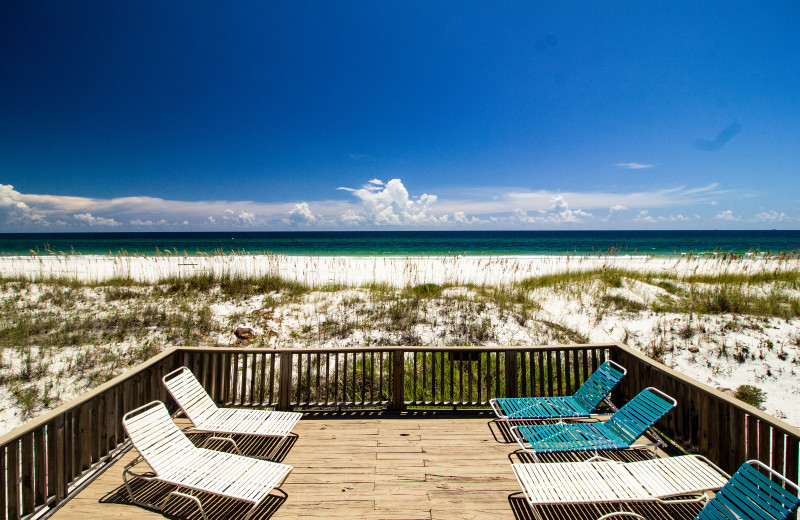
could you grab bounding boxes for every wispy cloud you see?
[615,162,655,169]
[695,121,742,152]
[0,179,784,231]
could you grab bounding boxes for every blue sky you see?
[1,2,798,231]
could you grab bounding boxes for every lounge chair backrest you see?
[122,401,197,476]
[163,367,219,426]
[697,460,800,520]
[571,360,626,411]
[604,387,676,445]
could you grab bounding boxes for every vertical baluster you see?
[325,353,331,405]
[0,445,6,515]
[581,349,589,390]
[412,352,418,404]
[34,426,46,508]
[758,421,772,469]
[334,352,340,405]
[520,351,527,396]
[295,354,303,406]
[361,352,367,406]
[422,351,427,404]
[477,352,483,404]
[250,352,257,406]
[369,351,375,404]
[537,350,545,397]
[546,350,553,397]
[458,353,464,405]
[447,350,455,405]
[555,350,563,396]
[784,436,799,500]
[468,352,474,404]
[259,352,267,405]
[449,351,455,405]
[8,439,20,520]
[494,351,500,397]
[379,351,385,403]
[80,403,91,473]
[21,434,33,515]
[573,349,581,394]
[772,430,786,482]
[267,353,275,405]
[232,354,240,405]
[431,351,436,404]
[240,353,248,406]
[342,352,348,404]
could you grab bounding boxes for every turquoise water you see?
[1,231,798,257]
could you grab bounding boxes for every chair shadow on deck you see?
[184,431,299,462]
[99,477,288,520]
[489,418,553,443]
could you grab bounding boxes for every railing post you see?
[504,350,518,398]
[391,349,406,412]
[278,352,293,411]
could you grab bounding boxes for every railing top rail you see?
[174,344,614,354]
[0,346,178,447]
[612,342,800,440]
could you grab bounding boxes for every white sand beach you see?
[2,252,799,285]
[1,253,798,435]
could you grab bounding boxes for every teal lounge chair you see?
[693,460,800,520]
[510,387,675,461]
[490,360,626,421]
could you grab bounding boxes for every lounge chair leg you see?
[164,489,209,520]
[122,459,161,511]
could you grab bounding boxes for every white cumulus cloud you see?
[512,196,591,225]
[337,178,443,226]
[73,213,120,227]
[0,184,49,227]
[754,210,787,223]
[284,202,318,226]
[715,210,740,221]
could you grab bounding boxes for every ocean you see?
[0,230,798,257]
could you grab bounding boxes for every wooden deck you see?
[50,411,705,520]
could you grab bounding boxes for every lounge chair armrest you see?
[747,460,800,493]
[596,513,647,520]
[488,398,508,419]
[605,359,627,375]
[644,387,677,407]
[204,436,243,455]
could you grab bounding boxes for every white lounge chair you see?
[163,366,302,458]
[512,456,800,520]
[122,401,293,520]
[512,455,729,509]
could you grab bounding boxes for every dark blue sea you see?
[1,231,798,257]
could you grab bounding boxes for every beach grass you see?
[1,255,799,431]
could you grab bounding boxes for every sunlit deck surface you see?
[51,411,704,520]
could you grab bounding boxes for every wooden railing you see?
[612,344,800,487]
[0,343,797,519]
[173,345,611,411]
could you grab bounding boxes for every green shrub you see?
[733,384,766,409]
